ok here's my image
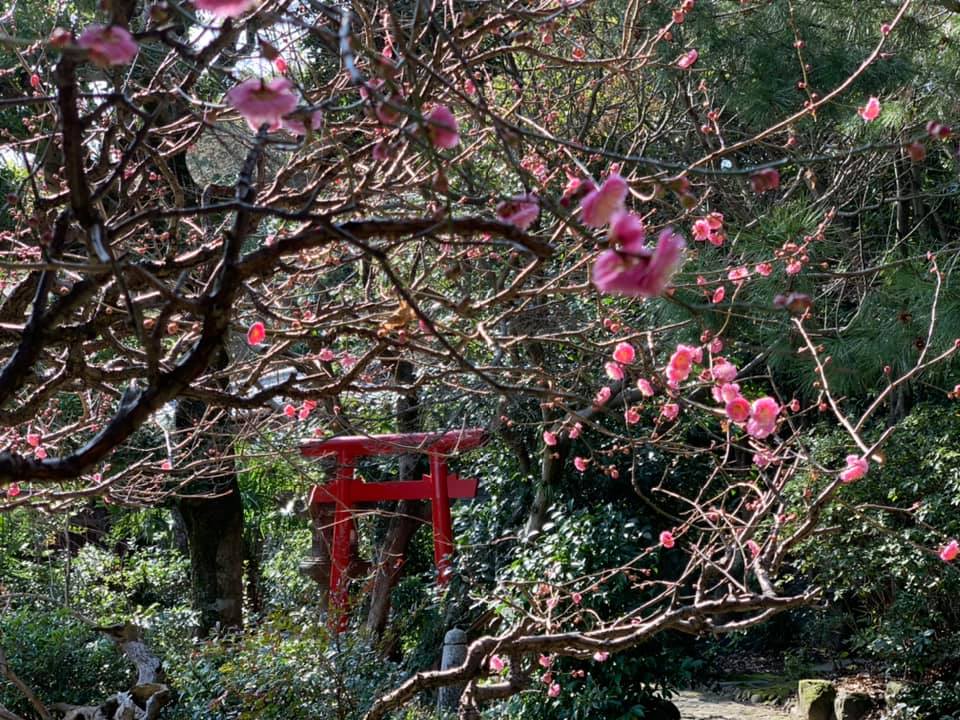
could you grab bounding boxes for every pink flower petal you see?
[613,341,636,365]
[194,0,257,17]
[941,539,959,562]
[496,193,540,230]
[226,77,298,133]
[76,25,137,67]
[580,173,628,228]
[858,96,881,122]
[247,321,266,346]
[426,104,459,149]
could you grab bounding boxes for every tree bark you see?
[365,358,426,637]
[175,479,245,636]
[174,397,244,637]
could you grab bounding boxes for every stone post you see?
[437,628,468,714]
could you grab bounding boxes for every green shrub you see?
[0,607,132,716]
[791,402,960,674]
[158,613,406,720]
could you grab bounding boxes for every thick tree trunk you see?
[175,479,245,636]
[174,396,245,637]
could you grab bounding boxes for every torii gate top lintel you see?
[299,428,488,461]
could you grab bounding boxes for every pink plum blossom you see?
[161,459,172,471]
[711,286,726,304]
[667,344,698,385]
[605,361,625,381]
[858,96,881,122]
[76,25,138,67]
[941,540,959,562]
[624,407,641,425]
[7,483,20,498]
[753,451,776,469]
[34,447,47,460]
[725,396,751,424]
[840,454,868,483]
[318,348,335,362]
[659,530,676,548]
[746,397,779,439]
[718,383,741,404]
[496,193,540,230]
[426,105,459,149]
[194,0,257,16]
[613,341,636,364]
[608,210,645,246]
[543,430,558,447]
[755,262,773,276]
[661,403,680,421]
[692,213,725,246]
[227,77,298,132]
[580,173,628,228]
[637,378,655,397]
[539,654,553,668]
[677,49,698,69]
[728,266,749,283]
[569,422,582,439]
[745,540,761,559]
[593,226,685,298]
[489,655,506,672]
[561,174,595,207]
[595,386,612,405]
[26,433,41,448]
[593,651,610,662]
[749,168,780,193]
[692,218,712,241]
[711,359,737,383]
[247,321,266,345]
[574,457,589,472]
[547,683,561,698]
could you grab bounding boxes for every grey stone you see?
[436,628,468,713]
[798,679,836,720]
[884,681,908,707]
[834,691,873,720]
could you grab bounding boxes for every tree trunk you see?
[365,359,426,637]
[174,396,244,637]
[175,479,245,636]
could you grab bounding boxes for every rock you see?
[436,629,468,713]
[641,698,680,720]
[798,679,836,720]
[834,691,873,720]
[884,681,908,707]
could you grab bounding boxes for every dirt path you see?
[674,690,791,720]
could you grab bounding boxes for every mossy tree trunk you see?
[174,395,245,636]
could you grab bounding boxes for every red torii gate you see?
[300,429,486,629]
